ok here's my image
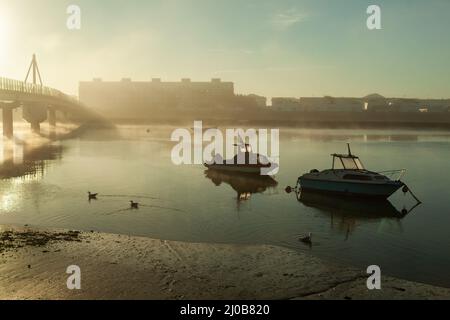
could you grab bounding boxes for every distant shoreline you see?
[1,225,449,300]
[103,111,450,130]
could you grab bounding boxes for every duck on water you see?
[293,144,408,199]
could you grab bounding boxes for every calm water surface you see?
[1,126,449,287]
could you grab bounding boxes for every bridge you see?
[0,54,104,138]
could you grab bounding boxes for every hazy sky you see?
[0,0,449,98]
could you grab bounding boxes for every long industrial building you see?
[272,94,450,113]
[79,78,238,119]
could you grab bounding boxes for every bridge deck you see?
[0,77,79,107]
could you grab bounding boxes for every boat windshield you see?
[354,158,365,170]
[335,156,365,170]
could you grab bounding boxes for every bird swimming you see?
[88,192,98,200]
[130,201,139,209]
[299,232,312,245]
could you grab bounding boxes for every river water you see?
[1,125,449,288]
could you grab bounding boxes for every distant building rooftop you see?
[363,93,386,100]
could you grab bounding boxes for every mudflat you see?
[1,225,449,300]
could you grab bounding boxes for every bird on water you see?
[130,201,139,209]
[88,192,98,200]
[299,232,312,245]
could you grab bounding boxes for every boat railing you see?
[377,169,406,181]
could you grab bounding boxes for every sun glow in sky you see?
[0,9,12,62]
[0,0,450,99]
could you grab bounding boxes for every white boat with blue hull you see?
[297,144,406,199]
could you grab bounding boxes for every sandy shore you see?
[0,225,449,300]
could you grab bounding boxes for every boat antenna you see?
[235,134,252,153]
[347,143,352,156]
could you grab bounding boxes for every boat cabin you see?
[331,144,365,170]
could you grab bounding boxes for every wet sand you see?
[1,225,449,300]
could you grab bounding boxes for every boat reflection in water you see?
[205,169,278,207]
[297,190,419,239]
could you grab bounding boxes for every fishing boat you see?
[295,144,406,199]
[204,140,277,175]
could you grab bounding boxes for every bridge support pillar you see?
[30,121,41,133]
[2,106,14,138]
[48,107,57,139]
[48,107,56,127]
[23,104,47,134]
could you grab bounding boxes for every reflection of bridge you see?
[0,54,102,138]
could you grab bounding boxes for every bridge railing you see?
[0,77,80,105]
